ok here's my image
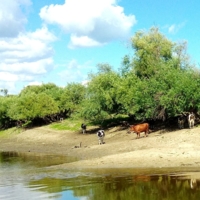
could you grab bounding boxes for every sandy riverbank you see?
[1,125,200,170]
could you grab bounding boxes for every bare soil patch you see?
[1,125,200,169]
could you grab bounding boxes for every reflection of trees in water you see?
[0,151,76,167]
[2,151,200,199]
[0,151,19,163]
[27,173,200,200]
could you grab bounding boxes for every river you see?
[0,151,200,200]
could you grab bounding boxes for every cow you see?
[81,123,87,134]
[188,112,195,129]
[97,130,105,145]
[127,123,149,139]
[178,114,186,129]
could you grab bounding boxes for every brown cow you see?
[127,123,149,139]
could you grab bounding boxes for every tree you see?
[19,83,63,102]
[130,27,190,78]
[19,83,64,121]
[81,64,123,121]
[0,95,16,128]
[7,93,59,125]
[118,27,200,120]
[97,63,113,73]
[119,55,131,76]
[0,89,8,96]
[59,83,86,117]
[116,72,162,120]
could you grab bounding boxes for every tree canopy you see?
[1,27,200,129]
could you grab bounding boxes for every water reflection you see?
[0,151,78,167]
[1,151,200,200]
[24,172,200,200]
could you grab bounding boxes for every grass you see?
[0,127,22,138]
[49,115,129,131]
[49,118,89,131]
[0,115,129,135]
[0,118,90,135]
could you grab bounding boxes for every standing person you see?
[97,129,105,145]
[81,123,87,134]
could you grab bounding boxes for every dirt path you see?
[1,125,200,169]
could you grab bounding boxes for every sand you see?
[1,125,200,170]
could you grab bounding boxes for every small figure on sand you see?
[97,129,105,145]
[81,123,87,134]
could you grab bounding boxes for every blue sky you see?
[0,0,200,94]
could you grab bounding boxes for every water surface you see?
[0,151,200,200]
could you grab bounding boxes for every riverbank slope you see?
[0,125,200,169]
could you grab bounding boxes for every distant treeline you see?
[1,27,200,129]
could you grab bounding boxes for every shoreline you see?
[1,126,200,170]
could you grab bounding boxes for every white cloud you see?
[0,81,16,93]
[168,24,176,34]
[40,0,136,48]
[68,35,103,49]
[0,26,56,94]
[0,27,56,71]
[0,72,19,82]
[168,22,186,34]
[0,0,136,94]
[0,0,31,37]
[81,80,90,87]
[58,59,92,84]
[0,0,59,94]
[27,81,43,86]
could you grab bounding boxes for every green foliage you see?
[130,27,190,79]
[0,127,21,138]
[116,27,200,120]
[7,93,59,120]
[0,95,17,128]
[0,89,8,96]
[1,27,200,129]
[19,83,64,103]
[119,55,131,76]
[96,62,113,73]
[49,118,88,131]
[81,64,124,121]
[59,83,86,116]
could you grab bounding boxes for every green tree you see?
[117,27,200,121]
[158,67,200,117]
[7,93,59,124]
[0,89,8,96]
[0,95,17,128]
[81,64,123,121]
[130,27,190,78]
[59,83,86,116]
[19,83,64,120]
[119,55,131,76]
[20,83,63,102]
